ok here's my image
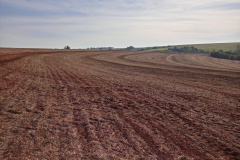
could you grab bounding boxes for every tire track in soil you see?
[0,55,44,159]
[57,67,204,159]
[113,72,239,159]
[80,51,240,159]
[44,54,169,159]
[1,50,240,160]
[107,88,210,159]
[44,57,121,159]
[44,54,125,159]
[85,52,240,89]
[43,56,86,159]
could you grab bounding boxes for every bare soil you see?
[0,49,240,160]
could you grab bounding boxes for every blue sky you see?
[0,0,240,48]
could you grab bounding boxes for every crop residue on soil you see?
[0,49,240,159]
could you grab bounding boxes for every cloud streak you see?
[0,0,240,48]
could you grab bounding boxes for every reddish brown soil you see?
[0,49,240,160]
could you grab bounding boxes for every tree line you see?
[210,49,240,60]
[166,46,240,61]
[167,46,205,53]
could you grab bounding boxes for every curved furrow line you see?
[1,50,239,159]
[109,88,230,159]
[43,54,112,159]
[45,53,174,159]
[79,51,240,159]
[84,52,240,102]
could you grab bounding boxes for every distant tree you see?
[210,50,220,58]
[237,45,240,51]
[64,46,70,49]
[210,49,240,60]
[198,49,205,53]
[167,46,202,53]
[126,46,135,50]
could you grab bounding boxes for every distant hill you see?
[140,42,240,61]
[177,42,240,52]
[143,42,240,52]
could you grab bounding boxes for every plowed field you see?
[0,49,240,160]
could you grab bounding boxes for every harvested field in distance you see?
[0,49,240,160]
[189,42,240,52]
[148,42,240,52]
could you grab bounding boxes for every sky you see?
[0,0,240,48]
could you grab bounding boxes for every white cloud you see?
[0,0,239,48]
